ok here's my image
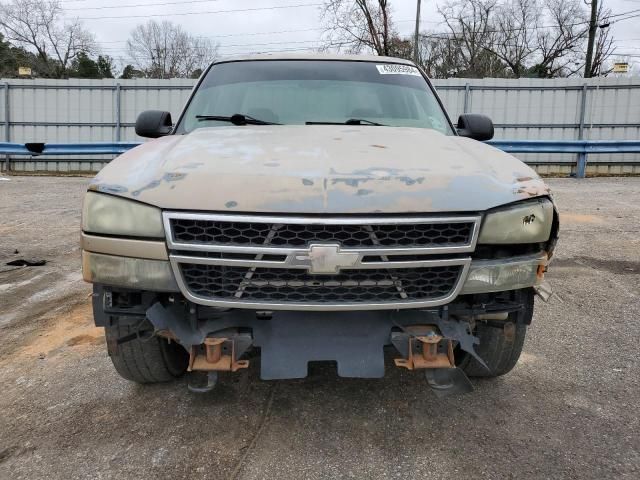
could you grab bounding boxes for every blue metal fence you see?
[1,140,640,179]
[0,142,139,155]
[487,140,640,178]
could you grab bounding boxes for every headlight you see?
[461,254,546,294]
[478,198,553,244]
[82,191,164,238]
[82,251,178,291]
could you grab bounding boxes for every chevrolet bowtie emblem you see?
[295,244,359,274]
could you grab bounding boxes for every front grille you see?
[170,219,474,248]
[180,264,463,303]
[165,212,479,310]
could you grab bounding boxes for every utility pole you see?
[584,0,598,78]
[414,0,422,64]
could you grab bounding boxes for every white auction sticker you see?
[376,64,421,76]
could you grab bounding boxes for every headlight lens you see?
[478,198,553,244]
[82,251,178,291]
[82,191,164,238]
[461,254,546,294]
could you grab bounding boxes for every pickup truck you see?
[81,54,559,395]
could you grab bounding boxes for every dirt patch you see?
[561,213,604,224]
[552,256,640,275]
[575,257,640,275]
[0,446,19,464]
[0,445,35,465]
[66,333,105,347]
[7,302,102,362]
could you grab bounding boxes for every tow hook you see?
[392,326,474,397]
[393,327,454,370]
[186,332,252,393]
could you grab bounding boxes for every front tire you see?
[105,320,189,384]
[458,289,533,377]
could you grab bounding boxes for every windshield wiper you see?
[305,118,387,126]
[196,113,279,125]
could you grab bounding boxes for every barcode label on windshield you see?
[376,64,421,76]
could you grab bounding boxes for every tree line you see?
[0,0,622,79]
[0,0,218,79]
[322,0,618,78]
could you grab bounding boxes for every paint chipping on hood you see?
[90,125,550,213]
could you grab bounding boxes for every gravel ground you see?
[0,176,638,479]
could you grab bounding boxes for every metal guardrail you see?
[0,142,139,155]
[487,140,640,178]
[1,140,640,179]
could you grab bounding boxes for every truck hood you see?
[90,126,550,213]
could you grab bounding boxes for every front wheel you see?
[458,289,533,377]
[104,319,189,384]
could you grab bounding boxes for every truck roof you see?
[212,52,416,66]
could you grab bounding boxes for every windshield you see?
[176,60,454,134]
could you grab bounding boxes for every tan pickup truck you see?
[81,54,559,395]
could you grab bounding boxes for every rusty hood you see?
[90,125,550,213]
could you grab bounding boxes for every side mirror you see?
[456,114,494,141]
[135,110,173,138]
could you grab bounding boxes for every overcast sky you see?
[59,0,640,73]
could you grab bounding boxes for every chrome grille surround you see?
[164,213,481,310]
[169,216,476,248]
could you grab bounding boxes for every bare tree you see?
[321,0,397,55]
[0,0,95,77]
[320,0,615,79]
[418,34,464,77]
[488,0,539,77]
[533,0,588,77]
[437,0,507,77]
[126,20,219,79]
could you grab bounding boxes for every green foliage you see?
[0,34,116,79]
[120,64,144,79]
[96,56,115,79]
[387,37,414,60]
[69,52,100,78]
[525,64,553,78]
[0,32,38,77]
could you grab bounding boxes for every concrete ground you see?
[0,176,638,479]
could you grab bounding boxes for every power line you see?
[98,37,330,52]
[606,7,640,18]
[65,0,223,10]
[417,19,592,39]
[100,39,324,52]
[93,27,327,44]
[98,18,598,50]
[610,12,640,23]
[77,3,324,20]
[105,45,324,60]
[98,31,563,54]
[76,18,426,45]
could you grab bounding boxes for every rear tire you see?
[458,289,533,377]
[105,320,189,384]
